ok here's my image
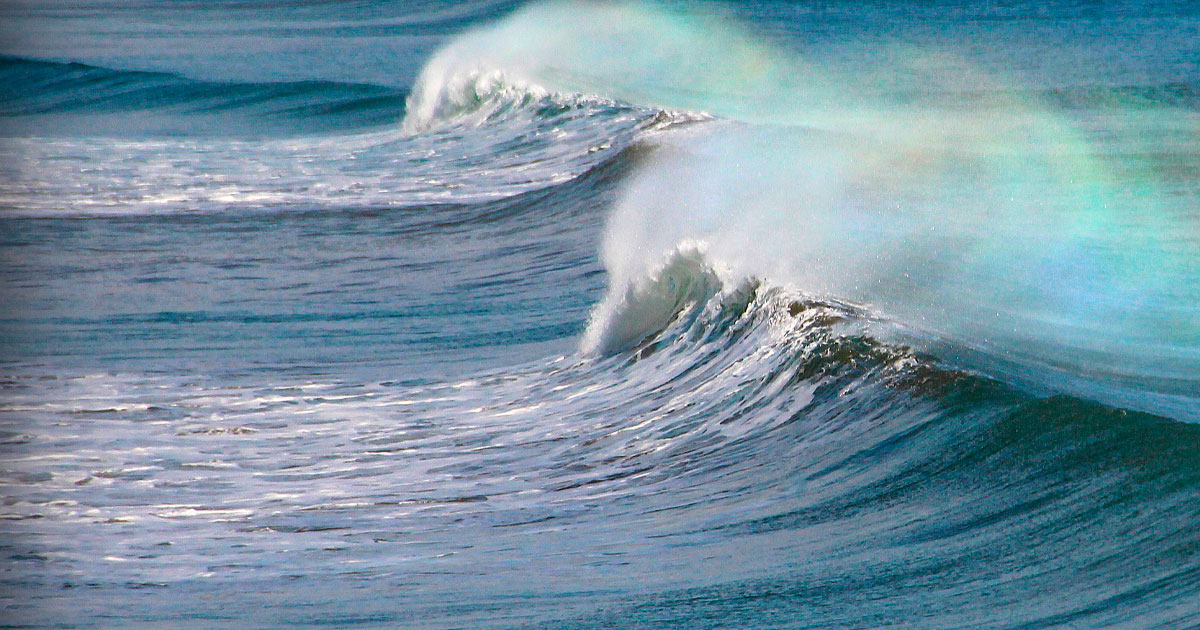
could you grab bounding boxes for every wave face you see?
[592,124,1199,421]
[2,1,1199,628]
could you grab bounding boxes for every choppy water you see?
[2,1,1198,628]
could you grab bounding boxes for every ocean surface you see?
[1,1,1199,627]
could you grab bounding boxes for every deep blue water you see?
[1,1,1198,628]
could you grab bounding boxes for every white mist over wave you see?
[589,124,1197,420]
[410,0,1199,420]
[402,1,789,133]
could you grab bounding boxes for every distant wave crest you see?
[0,55,407,136]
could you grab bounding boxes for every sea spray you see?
[591,120,1197,420]
[407,1,1199,419]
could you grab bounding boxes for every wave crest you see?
[401,65,622,133]
[582,244,723,355]
[0,55,406,136]
[402,1,1200,422]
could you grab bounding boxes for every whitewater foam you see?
[406,1,1198,420]
[590,122,1198,420]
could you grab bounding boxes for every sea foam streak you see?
[411,0,1199,421]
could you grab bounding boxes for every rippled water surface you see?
[2,1,1199,628]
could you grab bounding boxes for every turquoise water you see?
[1,1,1198,627]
